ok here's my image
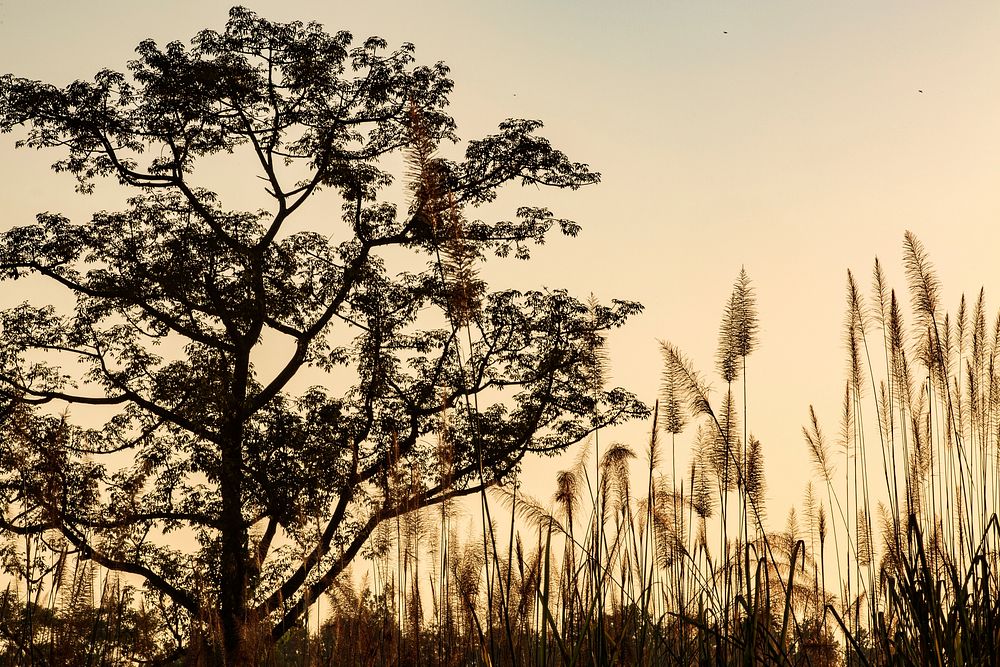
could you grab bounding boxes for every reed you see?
[1,233,998,665]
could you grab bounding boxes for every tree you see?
[0,7,645,663]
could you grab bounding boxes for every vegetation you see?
[1,230,998,666]
[0,6,644,663]
[0,6,996,667]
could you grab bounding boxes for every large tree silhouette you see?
[0,7,644,663]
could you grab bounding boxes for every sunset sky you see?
[3,1,1000,520]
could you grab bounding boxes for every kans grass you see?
[1,232,998,665]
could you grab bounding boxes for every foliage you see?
[0,7,645,662]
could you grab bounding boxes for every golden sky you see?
[3,0,1000,521]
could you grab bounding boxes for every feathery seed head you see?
[716,267,758,382]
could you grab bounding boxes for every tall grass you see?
[1,232,999,665]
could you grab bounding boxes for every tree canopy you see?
[0,7,645,662]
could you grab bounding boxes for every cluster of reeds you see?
[0,541,157,664]
[310,231,1000,666]
[796,232,1000,664]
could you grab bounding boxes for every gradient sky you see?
[3,1,1000,522]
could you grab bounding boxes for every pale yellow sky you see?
[3,1,1000,525]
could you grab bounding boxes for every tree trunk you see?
[219,432,249,665]
[219,351,251,666]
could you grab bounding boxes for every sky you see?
[3,1,1000,525]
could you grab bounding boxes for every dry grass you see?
[1,233,999,665]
